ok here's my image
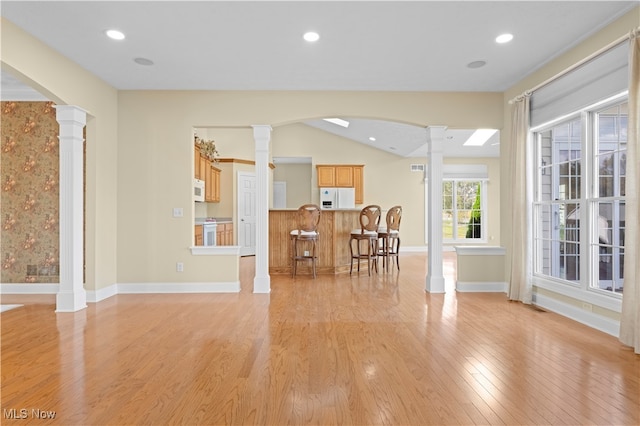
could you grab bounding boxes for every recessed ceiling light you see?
[323,118,349,128]
[496,33,513,44]
[134,57,154,66]
[369,137,376,142]
[464,129,498,146]
[467,60,486,69]
[303,32,320,42]
[106,29,125,40]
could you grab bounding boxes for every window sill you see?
[532,274,622,312]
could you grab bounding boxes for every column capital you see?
[252,125,272,153]
[425,125,447,137]
[54,105,88,126]
[425,126,447,153]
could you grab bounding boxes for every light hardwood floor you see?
[1,253,638,425]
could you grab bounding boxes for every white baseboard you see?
[399,246,428,253]
[1,283,58,294]
[86,284,118,303]
[2,281,241,303]
[456,281,507,292]
[533,293,620,337]
[117,281,241,294]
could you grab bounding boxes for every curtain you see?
[508,95,532,304]
[619,31,639,354]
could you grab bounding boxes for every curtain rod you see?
[509,26,639,104]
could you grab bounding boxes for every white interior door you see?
[237,172,256,256]
[273,181,286,209]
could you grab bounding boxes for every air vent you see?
[410,164,425,172]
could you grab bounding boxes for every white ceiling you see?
[1,1,636,158]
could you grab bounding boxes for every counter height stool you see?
[349,205,381,275]
[378,206,402,271]
[290,204,322,278]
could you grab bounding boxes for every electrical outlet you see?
[172,208,183,218]
[582,302,592,312]
[176,262,184,272]
[304,250,310,256]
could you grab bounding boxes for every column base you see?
[253,275,271,294]
[425,275,446,293]
[56,289,87,312]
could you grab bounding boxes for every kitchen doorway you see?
[237,172,256,256]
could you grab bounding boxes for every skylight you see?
[323,118,350,128]
[464,129,498,146]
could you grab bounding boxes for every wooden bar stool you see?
[290,204,321,278]
[378,206,402,271]
[349,205,381,275]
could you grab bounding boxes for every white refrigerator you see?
[319,187,356,209]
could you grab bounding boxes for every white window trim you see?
[531,94,627,305]
[443,179,488,244]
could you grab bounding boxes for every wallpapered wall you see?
[1,101,60,283]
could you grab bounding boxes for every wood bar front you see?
[269,209,360,274]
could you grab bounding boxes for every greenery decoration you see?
[195,135,220,163]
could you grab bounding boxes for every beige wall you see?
[1,18,119,292]
[272,162,313,209]
[113,90,502,284]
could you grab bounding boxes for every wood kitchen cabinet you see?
[194,144,202,180]
[317,166,336,187]
[317,165,354,187]
[205,165,221,202]
[199,155,208,181]
[216,223,234,246]
[335,166,354,186]
[194,225,203,246]
[195,143,221,203]
[316,164,364,203]
[352,165,364,204]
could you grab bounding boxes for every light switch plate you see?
[173,208,183,217]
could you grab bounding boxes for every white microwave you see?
[194,179,205,202]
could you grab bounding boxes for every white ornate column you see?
[55,106,87,312]
[252,125,272,293]
[426,126,447,293]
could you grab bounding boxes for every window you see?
[442,180,485,241]
[593,103,626,293]
[533,98,627,296]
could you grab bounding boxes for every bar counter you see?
[269,209,361,274]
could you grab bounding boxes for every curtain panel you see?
[508,95,532,304]
[619,31,639,354]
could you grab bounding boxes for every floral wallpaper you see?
[1,101,59,283]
